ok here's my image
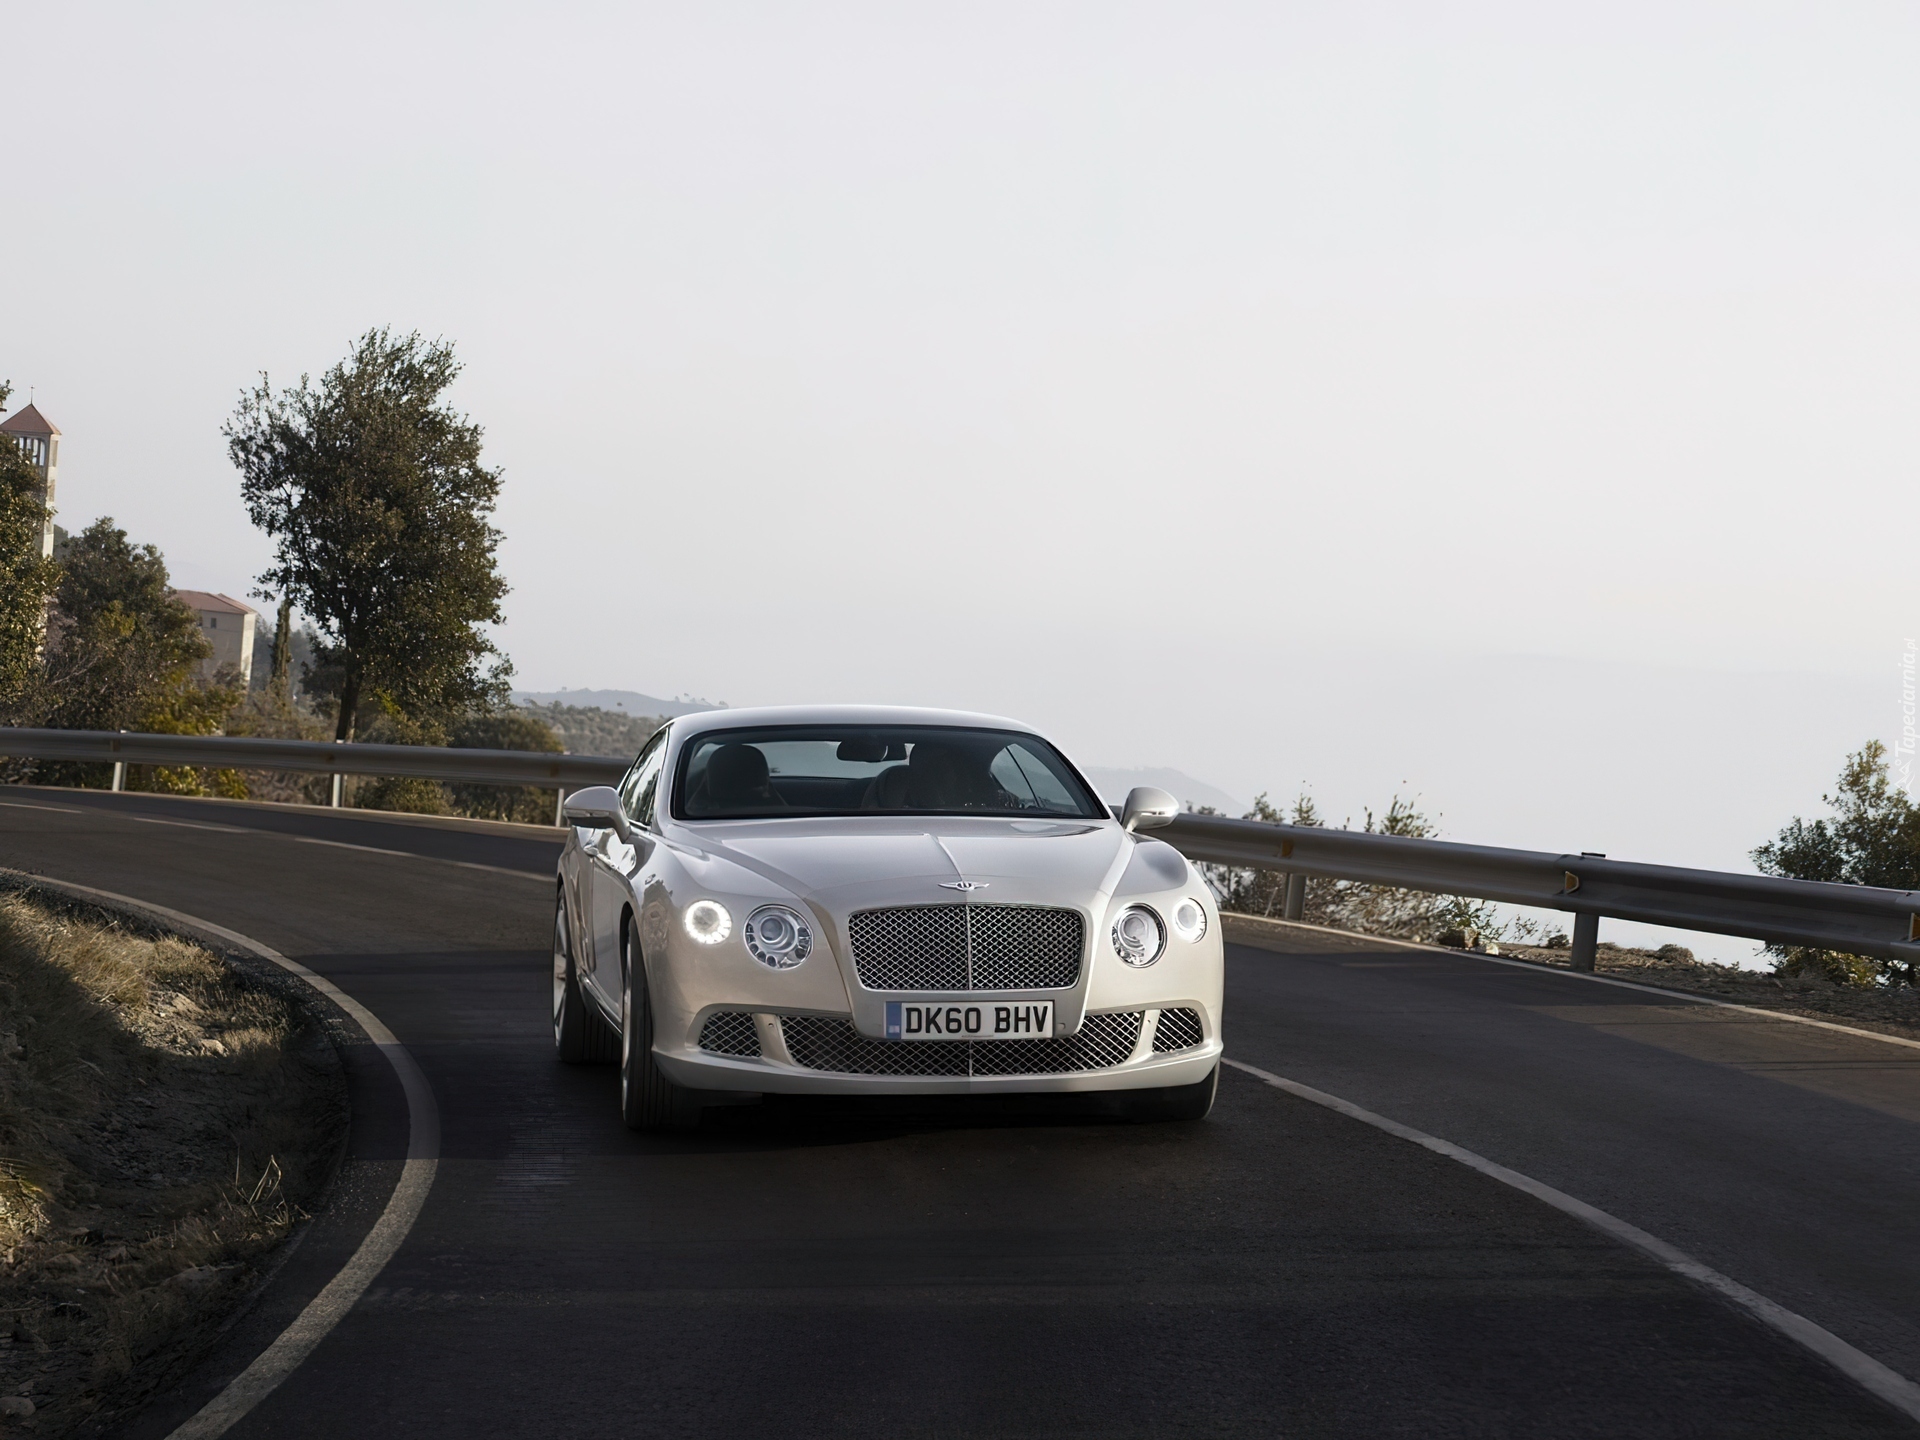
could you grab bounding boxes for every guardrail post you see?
[1569,850,1605,971]
[554,787,565,828]
[1570,912,1599,972]
[1283,873,1305,921]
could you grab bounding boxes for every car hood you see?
[684,817,1136,915]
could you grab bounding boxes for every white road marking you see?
[0,798,85,814]
[5,792,550,882]
[1224,1055,1920,1424]
[124,815,252,834]
[0,870,441,1440]
[275,830,549,882]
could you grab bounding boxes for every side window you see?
[620,729,670,826]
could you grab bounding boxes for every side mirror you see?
[1120,786,1180,834]
[562,785,632,843]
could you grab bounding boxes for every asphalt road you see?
[5,785,1919,1438]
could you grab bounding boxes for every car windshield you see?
[674,725,1107,820]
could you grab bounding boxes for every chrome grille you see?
[1151,1007,1204,1053]
[847,906,968,990]
[967,1011,1142,1075]
[848,904,1083,991]
[781,1016,971,1076]
[780,1011,1142,1077]
[967,905,1083,990]
[698,1011,761,1057]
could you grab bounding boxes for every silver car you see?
[553,706,1223,1129]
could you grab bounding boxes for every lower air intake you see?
[1151,1007,1205,1053]
[781,1011,1144,1077]
[698,1011,761,1057]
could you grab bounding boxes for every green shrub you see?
[1753,742,1918,987]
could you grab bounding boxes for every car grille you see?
[847,904,1083,991]
[1151,1007,1204,1053]
[698,1011,761,1057]
[968,905,1084,990]
[780,1011,1142,1077]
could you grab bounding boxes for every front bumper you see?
[656,1006,1222,1096]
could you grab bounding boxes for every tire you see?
[1123,1063,1218,1123]
[553,890,618,1064]
[620,914,701,1131]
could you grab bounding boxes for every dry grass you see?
[0,894,347,1436]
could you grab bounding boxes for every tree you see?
[265,594,292,703]
[0,381,59,713]
[36,519,211,733]
[1753,742,1920,986]
[17,518,242,792]
[226,329,511,741]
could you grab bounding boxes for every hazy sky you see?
[7,3,1913,956]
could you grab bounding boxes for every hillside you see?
[511,688,726,718]
[513,702,665,759]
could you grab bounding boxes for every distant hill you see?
[512,702,666,759]
[1080,766,1246,816]
[511,688,727,718]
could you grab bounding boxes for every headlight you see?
[1111,904,1165,967]
[1171,897,1208,944]
[683,899,732,945]
[744,904,813,969]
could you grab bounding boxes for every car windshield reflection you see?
[675,725,1105,821]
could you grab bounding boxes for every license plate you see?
[885,1000,1054,1041]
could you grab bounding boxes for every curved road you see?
[4,785,1919,1438]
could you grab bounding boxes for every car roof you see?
[666,704,1044,736]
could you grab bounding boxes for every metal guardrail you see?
[2,726,1915,967]
[0,726,629,791]
[1163,810,1920,966]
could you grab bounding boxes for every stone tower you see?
[0,402,59,559]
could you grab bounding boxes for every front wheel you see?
[1122,1063,1218,1123]
[620,915,701,1131]
[554,890,618,1064]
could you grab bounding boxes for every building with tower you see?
[3,401,262,690]
[0,402,59,558]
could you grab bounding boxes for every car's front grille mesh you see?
[970,1011,1143,1075]
[1151,1007,1204,1053]
[967,906,1084,990]
[698,1011,761,1057]
[848,904,1083,991]
[848,905,969,990]
[781,1017,971,1076]
[780,1011,1143,1077]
